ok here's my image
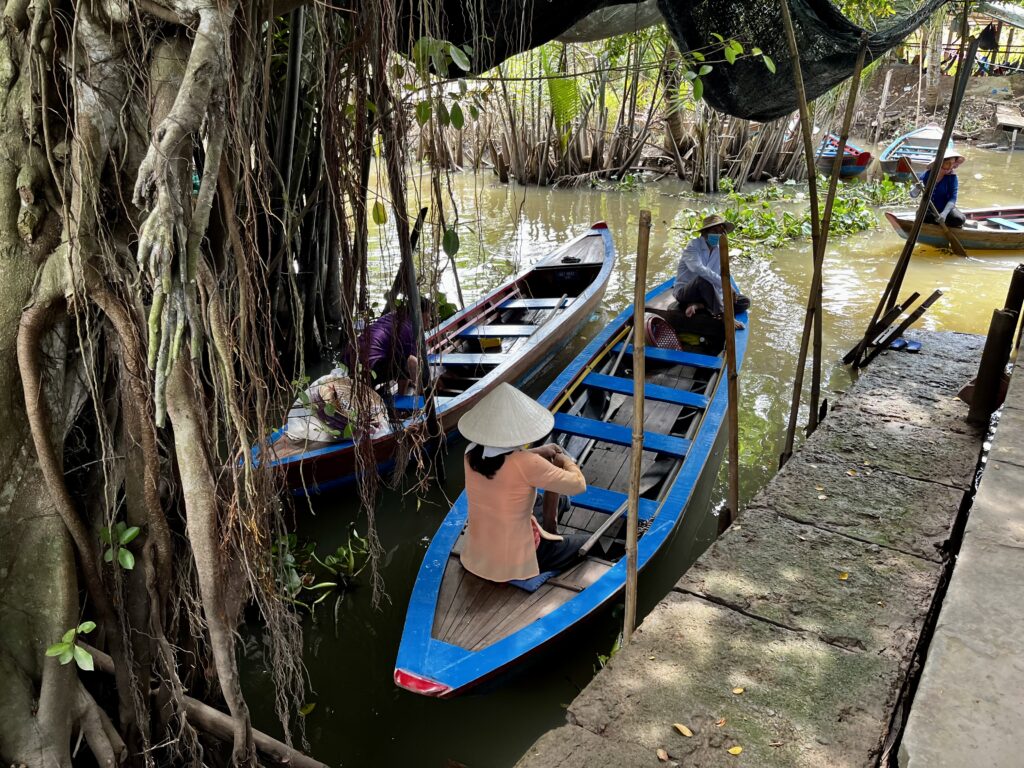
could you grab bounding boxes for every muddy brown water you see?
[241,148,1024,767]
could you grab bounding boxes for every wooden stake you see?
[623,210,651,645]
[718,231,740,533]
[968,308,1017,425]
[845,9,977,366]
[875,69,894,145]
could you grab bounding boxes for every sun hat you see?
[943,147,965,161]
[458,383,554,449]
[697,213,736,234]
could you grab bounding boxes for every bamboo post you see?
[874,69,894,144]
[623,210,651,645]
[845,10,976,366]
[718,232,740,533]
[968,309,1018,425]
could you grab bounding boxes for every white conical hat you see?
[458,383,554,448]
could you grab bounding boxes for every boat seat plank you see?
[392,395,455,410]
[500,298,564,309]
[457,324,538,338]
[611,342,722,370]
[986,217,1024,231]
[427,353,510,366]
[553,413,691,458]
[583,372,709,409]
[560,486,660,520]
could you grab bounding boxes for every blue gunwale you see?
[258,225,616,495]
[394,278,749,696]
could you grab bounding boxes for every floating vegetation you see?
[273,527,371,614]
[672,175,910,260]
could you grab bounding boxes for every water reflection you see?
[250,148,1024,767]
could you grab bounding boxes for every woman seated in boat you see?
[285,370,388,443]
[345,297,433,396]
[457,383,589,583]
[673,213,749,329]
[911,148,966,228]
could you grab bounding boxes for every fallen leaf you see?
[716,718,727,727]
[728,746,743,755]
[731,686,745,695]
[769,740,784,747]
[838,572,849,581]
[846,469,858,476]
[818,494,828,500]
[657,748,669,762]
[814,485,825,491]
[674,723,694,737]
[863,460,871,466]
[649,656,656,660]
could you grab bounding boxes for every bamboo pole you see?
[845,6,976,366]
[718,231,740,533]
[623,210,651,645]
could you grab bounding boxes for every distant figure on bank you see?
[457,384,588,583]
[912,148,966,229]
[673,213,749,328]
[346,297,433,395]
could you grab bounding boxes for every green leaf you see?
[99,528,111,545]
[390,62,405,80]
[46,642,70,657]
[119,525,140,545]
[436,100,450,127]
[299,702,317,717]
[729,40,744,54]
[763,55,776,74]
[342,423,354,439]
[469,104,479,120]
[73,645,94,672]
[449,44,471,71]
[372,201,387,226]
[415,100,432,127]
[692,77,704,102]
[62,628,76,644]
[442,227,460,257]
[698,64,712,76]
[450,102,465,130]
[711,32,724,42]
[682,69,697,81]
[724,46,737,65]
[117,548,135,571]
[77,621,96,634]
[751,46,762,56]
[690,50,705,62]
[103,547,114,563]
[58,647,74,665]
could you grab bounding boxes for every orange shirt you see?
[461,450,586,582]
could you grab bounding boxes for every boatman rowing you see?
[673,213,749,329]
[911,148,966,228]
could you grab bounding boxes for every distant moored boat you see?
[815,132,872,178]
[879,124,953,182]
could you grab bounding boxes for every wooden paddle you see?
[898,157,968,258]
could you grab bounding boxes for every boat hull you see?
[879,123,952,182]
[265,225,616,495]
[394,279,749,697]
[885,208,1024,251]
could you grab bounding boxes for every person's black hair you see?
[396,296,434,316]
[466,444,506,479]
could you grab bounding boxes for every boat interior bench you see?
[552,413,691,458]
[986,217,1024,231]
[611,342,722,371]
[500,297,568,310]
[582,372,709,410]
[457,324,537,338]
[427,353,510,366]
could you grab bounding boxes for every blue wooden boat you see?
[394,279,749,697]
[880,123,953,182]
[264,224,615,495]
[885,206,1024,251]
[815,133,872,178]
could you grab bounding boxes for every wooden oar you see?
[841,291,920,365]
[857,290,943,369]
[896,152,968,258]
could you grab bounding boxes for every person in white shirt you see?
[673,213,748,329]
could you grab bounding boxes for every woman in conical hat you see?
[911,147,967,229]
[457,383,588,583]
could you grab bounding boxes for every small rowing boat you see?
[264,224,615,495]
[815,133,872,178]
[879,124,953,182]
[885,206,1024,251]
[394,279,748,697]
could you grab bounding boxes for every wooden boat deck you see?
[432,296,715,653]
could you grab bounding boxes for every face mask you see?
[706,233,721,247]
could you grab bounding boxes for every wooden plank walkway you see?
[516,331,986,768]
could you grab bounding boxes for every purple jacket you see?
[349,311,415,377]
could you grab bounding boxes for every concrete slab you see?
[804,408,980,490]
[964,459,1024,547]
[899,535,1024,768]
[677,508,943,659]
[990,402,1024,469]
[748,450,963,561]
[835,378,980,436]
[567,593,900,768]
[515,724,660,767]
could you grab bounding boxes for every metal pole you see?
[718,232,740,533]
[623,210,650,645]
